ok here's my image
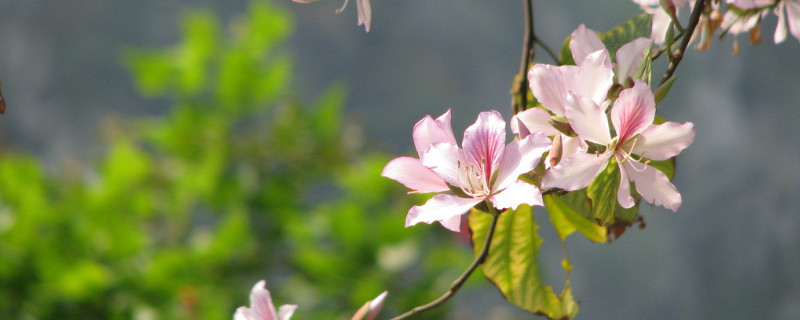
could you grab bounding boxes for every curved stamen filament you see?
[616,138,650,172]
[456,160,490,197]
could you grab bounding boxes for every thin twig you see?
[512,0,535,114]
[535,38,560,65]
[659,0,707,86]
[389,210,501,320]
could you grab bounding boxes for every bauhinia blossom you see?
[724,0,800,44]
[382,110,454,194]
[633,0,690,44]
[292,0,372,32]
[234,280,297,320]
[350,291,388,320]
[513,25,651,166]
[383,110,551,232]
[542,81,695,212]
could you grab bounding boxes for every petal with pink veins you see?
[462,111,506,178]
[381,157,449,193]
[611,81,655,144]
[623,161,682,212]
[493,133,551,191]
[490,179,544,210]
[406,194,482,232]
[565,93,612,145]
[569,24,606,64]
[542,152,611,191]
[631,121,695,160]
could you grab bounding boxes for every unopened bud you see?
[749,23,762,45]
[548,134,563,167]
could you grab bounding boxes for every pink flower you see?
[514,25,650,166]
[775,0,800,43]
[542,81,695,211]
[382,110,455,194]
[633,0,691,44]
[351,291,388,320]
[234,281,297,320]
[292,0,371,32]
[384,110,551,232]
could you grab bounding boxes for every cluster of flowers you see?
[234,280,387,320]
[381,25,696,232]
[634,0,800,53]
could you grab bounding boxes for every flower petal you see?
[565,93,612,145]
[490,179,543,210]
[406,194,482,232]
[235,280,278,320]
[573,49,614,105]
[623,161,682,212]
[570,24,606,64]
[356,0,371,32]
[615,158,635,209]
[542,152,611,191]
[493,133,551,191]
[511,107,561,137]
[631,121,695,160]
[528,64,577,116]
[277,305,297,320]
[615,38,652,83]
[611,80,655,144]
[650,9,673,44]
[413,110,457,157]
[786,0,800,42]
[382,157,449,193]
[422,142,464,187]
[462,110,506,180]
[775,2,788,44]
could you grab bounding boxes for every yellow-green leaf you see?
[544,191,607,243]
[469,206,577,319]
[586,160,620,225]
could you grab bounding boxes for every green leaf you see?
[631,44,653,85]
[178,10,219,95]
[586,160,618,225]
[559,37,576,66]
[544,191,607,243]
[469,206,577,319]
[654,75,677,103]
[599,14,653,61]
[648,157,676,180]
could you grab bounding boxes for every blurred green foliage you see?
[0,1,469,319]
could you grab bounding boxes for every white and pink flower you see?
[383,110,551,232]
[542,81,695,211]
[234,281,297,320]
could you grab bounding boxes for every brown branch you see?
[512,0,535,114]
[389,210,500,320]
[659,0,707,86]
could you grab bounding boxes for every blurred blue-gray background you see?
[1,0,798,319]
